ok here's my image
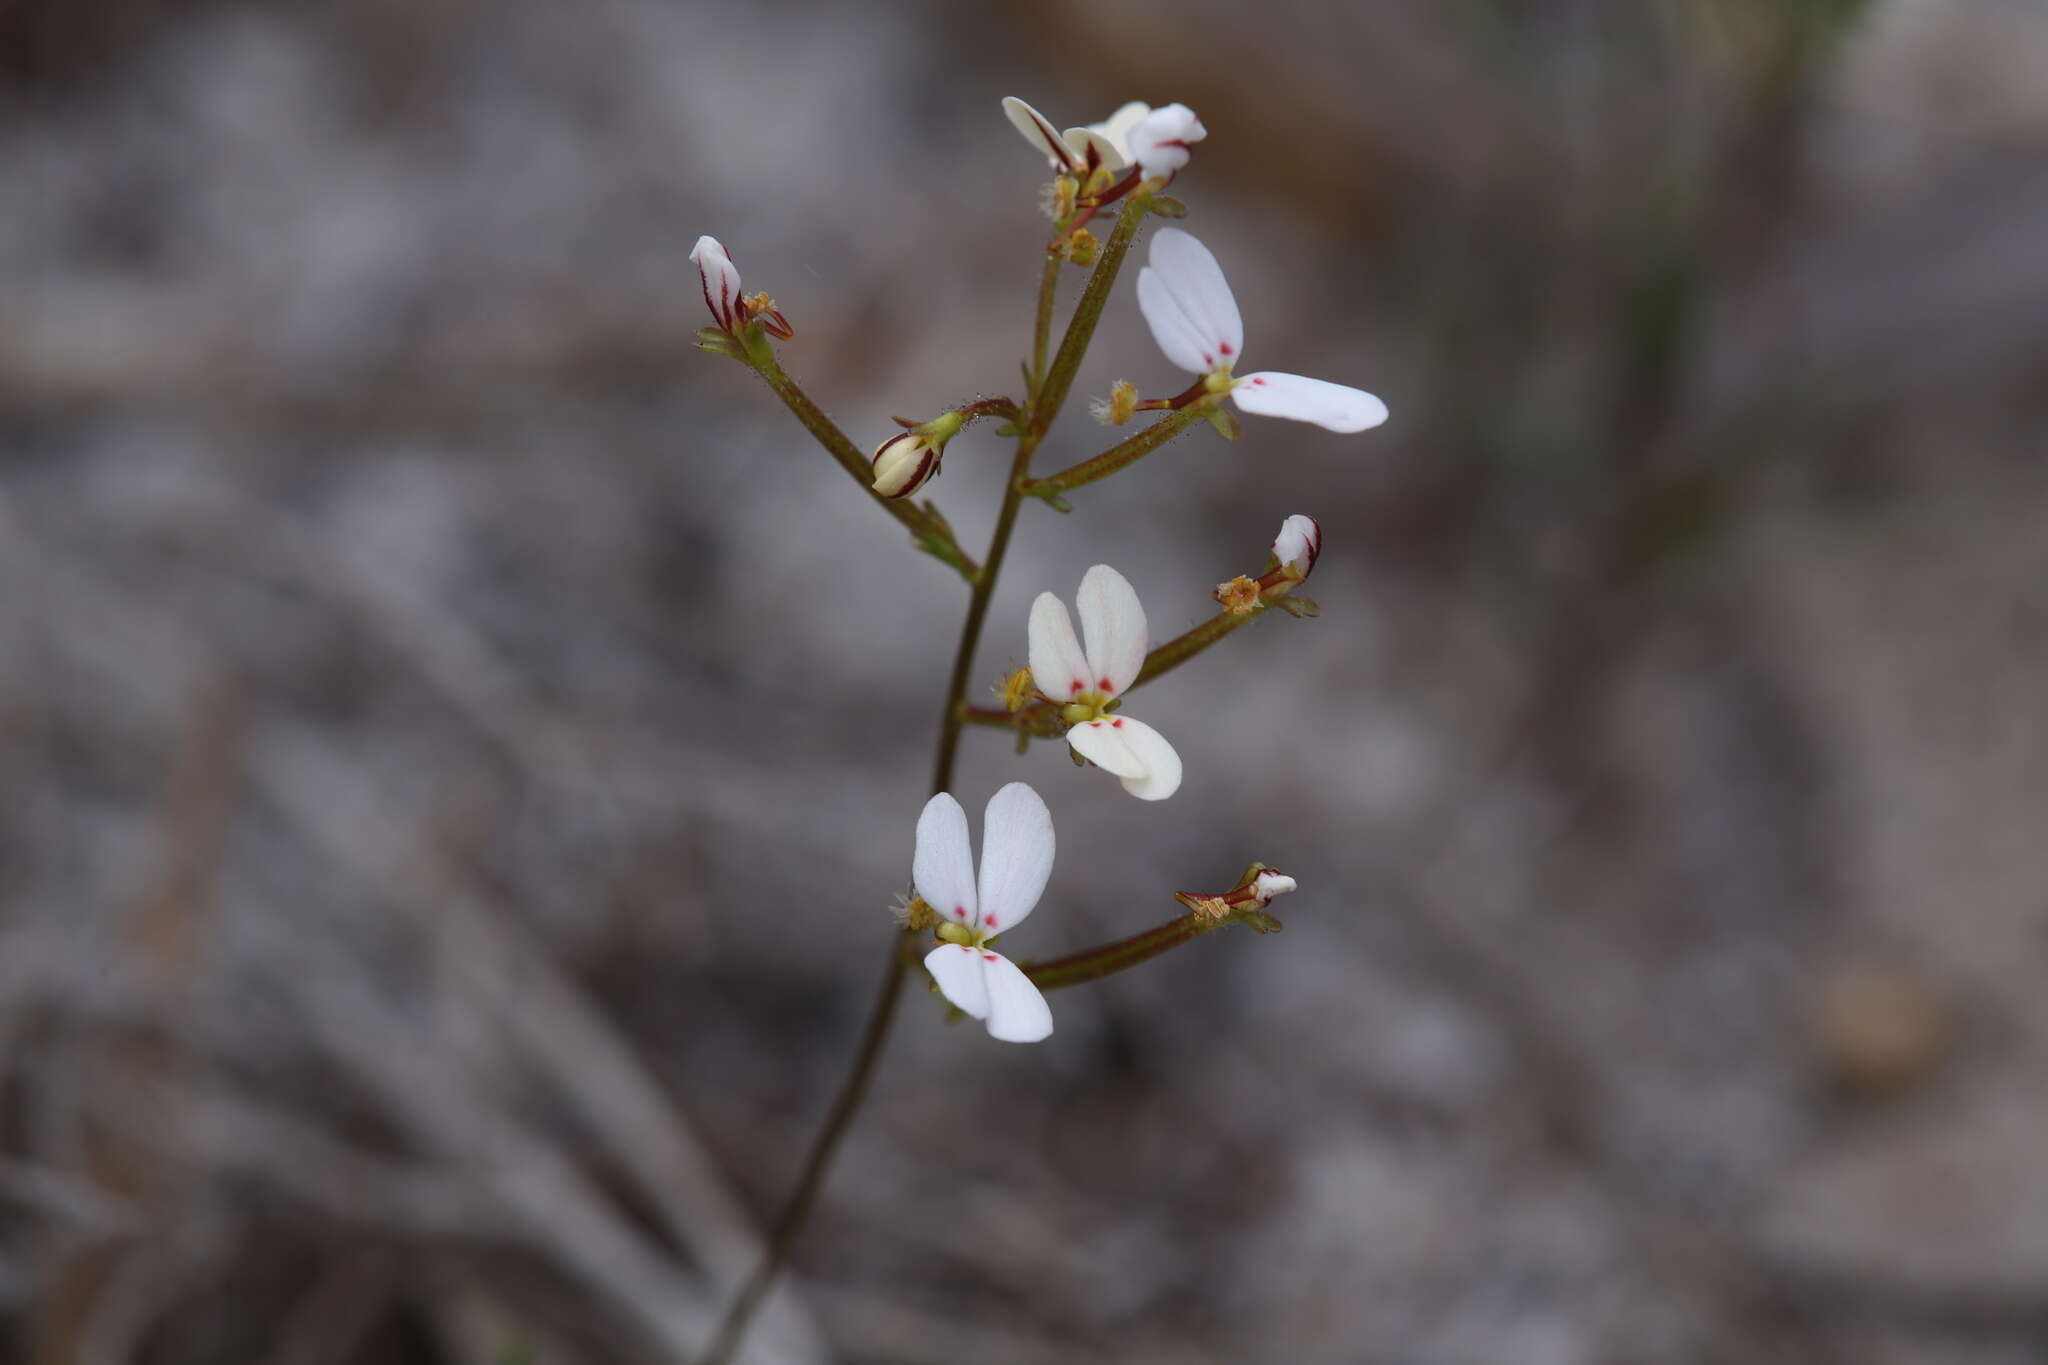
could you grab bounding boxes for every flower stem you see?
[702,297,1061,1365]
[1023,905,1281,993]
[1029,247,1061,395]
[749,348,981,583]
[1134,603,1267,689]
[695,931,917,1365]
[1031,193,1153,439]
[1024,403,1212,500]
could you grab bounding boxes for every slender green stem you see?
[1029,248,1061,395]
[1023,906,1279,993]
[695,932,916,1365]
[1032,193,1153,439]
[1133,604,1266,689]
[750,349,980,583]
[1025,403,1212,499]
[703,315,1056,1365]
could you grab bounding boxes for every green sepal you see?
[1150,196,1189,219]
[1204,405,1243,441]
[739,320,778,369]
[1232,909,1285,935]
[1272,594,1321,618]
[695,327,745,360]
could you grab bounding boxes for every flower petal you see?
[1063,100,1149,170]
[924,943,991,1021]
[1126,103,1207,181]
[1107,716,1181,801]
[1028,592,1091,702]
[980,952,1054,1043]
[1075,564,1147,696]
[976,782,1054,936]
[1272,513,1321,579]
[913,792,977,927]
[1137,265,1218,374]
[1065,717,1147,780]
[1148,229,1242,368]
[690,235,741,332]
[1001,96,1078,173]
[1231,373,1389,433]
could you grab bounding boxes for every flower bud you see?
[691,235,743,332]
[1127,104,1206,182]
[1270,514,1321,585]
[1248,869,1297,905]
[871,432,941,499]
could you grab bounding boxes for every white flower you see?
[1028,565,1183,801]
[915,783,1057,1044]
[1125,104,1206,182]
[691,235,742,333]
[1137,228,1389,434]
[1271,513,1322,582]
[1001,97,1200,180]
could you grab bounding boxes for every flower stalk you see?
[747,344,981,582]
[1023,901,1281,994]
[1025,402,1214,501]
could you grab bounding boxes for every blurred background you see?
[5,0,2047,1360]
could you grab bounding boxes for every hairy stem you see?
[1031,193,1153,438]
[1023,906,1280,993]
[1134,604,1267,690]
[1025,403,1211,499]
[1029,248,1061,395]
[750,348,980,582]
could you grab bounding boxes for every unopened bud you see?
[691,235,743,333]
[871,432,940,499]
[1269,514,1321,586]
[1247,869,1297,905]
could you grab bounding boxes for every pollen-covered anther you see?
[739,289,794,340]
[1065,226,1100,268]
[1049,174,1079,222]
[1214,575,1262,615]
[1172,891,1233,922]
[892,893,940,931]
[1000,666,1035,713]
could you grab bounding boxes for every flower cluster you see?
[693,95,1392,1047]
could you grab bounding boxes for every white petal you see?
[1137,266,1218,374]
[1093,101,1152,157]
[1107,716,1182,801]
[1271,513,1322,578]
[1252,870,1298,901]
[1001,96,1077,172]
[913,793,977,927]
[924,943,991,1021]
[975,782,1054,936]
[980,952,1054,1043]
[1075,564,1147,696]
[1065,718,1147,779]
[1232,373,1389,433]
[1062,127,1124,171]
[690,235,742,331]
[1126,103,1207,181]
[1149,228,1242,368]
[1028,592,1091,703]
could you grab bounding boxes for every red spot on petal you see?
[1098,676,1114,691]
[1252,376,1268,386]
[954,906,966,917]
[984,913,998,927]
[1202,353,1214,366]
[1219,342,1233,356]
[1112,718,1124,728]
[1070,679,1084,694]
[983,953,998,962]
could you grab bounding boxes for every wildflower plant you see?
[691,95,1385,1363]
